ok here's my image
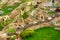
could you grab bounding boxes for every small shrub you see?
[22,12,29,19]
[20,29,35,38]
[9,35,16,40]
[0,23,3,31]
[3,19,12,25]
[47,11,55,15]
[6,27,16,35]
[40,7,45,10]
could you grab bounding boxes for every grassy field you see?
[24,27,60,40]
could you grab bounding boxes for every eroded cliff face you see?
[0,0,60,40]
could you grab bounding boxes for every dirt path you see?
[27,16,60,30]
[9,5,21,19]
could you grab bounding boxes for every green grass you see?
[24,27,60,40]
[0,3,20,15]
[47,11,55,15]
